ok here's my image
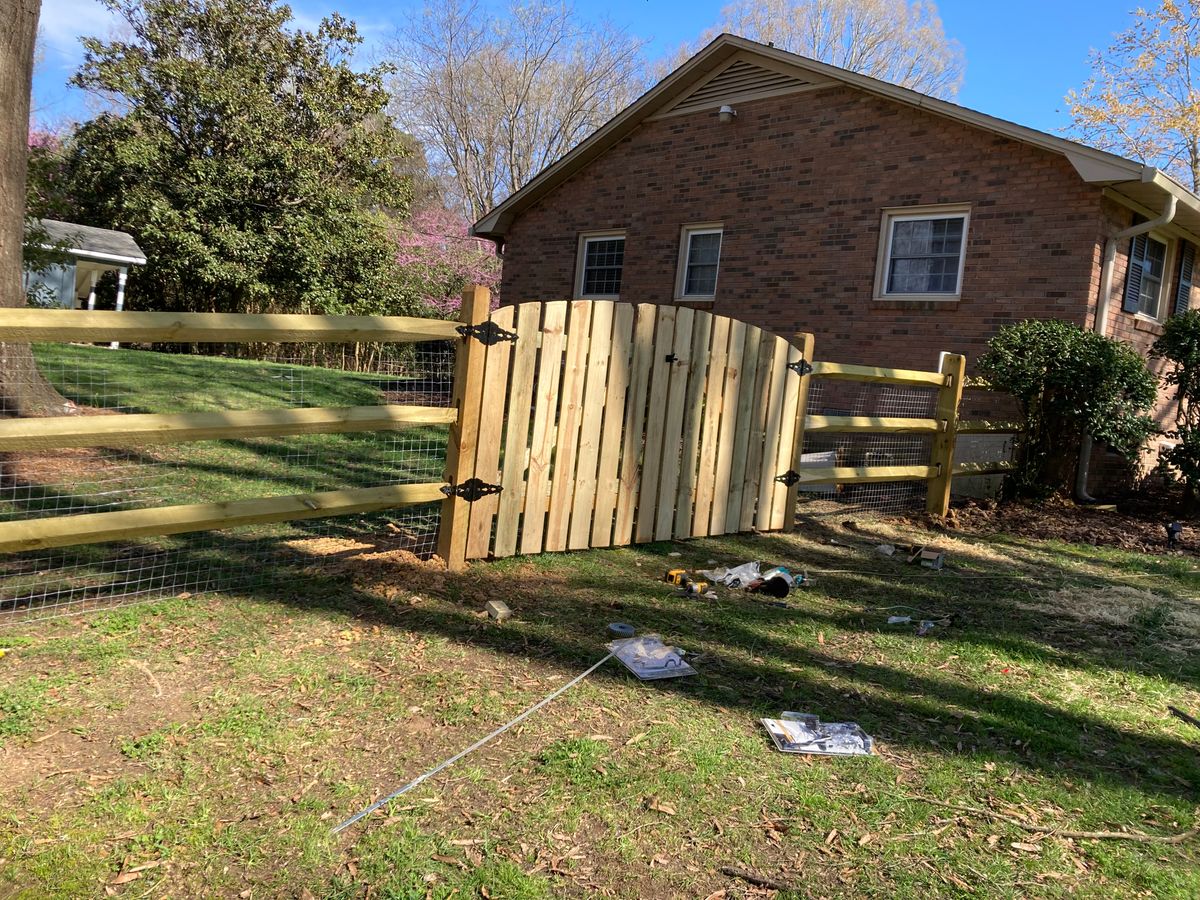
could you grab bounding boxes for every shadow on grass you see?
[112,516,1197,809]
[3,462,1198,807]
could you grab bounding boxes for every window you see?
[876,206,970,299]
[575,232,625,298]
[676,225,723,299]
[1122,232,1171,320]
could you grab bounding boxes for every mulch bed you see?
[939,497,1196,556]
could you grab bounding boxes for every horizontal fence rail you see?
[0,483,448,554]
[808,361,950,388]
[0,305,461,585]
[0,405,457,451]
[804,415,944,434]
[951,460,1017,477]
[0,308,461,343]
[957,419,1023,434]
[791,464,940,485]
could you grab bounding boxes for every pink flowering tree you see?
[393,205,501,318]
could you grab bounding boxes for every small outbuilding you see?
[24,218,146,312]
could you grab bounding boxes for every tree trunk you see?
[0,0,75,418]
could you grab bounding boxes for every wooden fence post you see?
[782,332,816,533]
[438,285,492,571]
[925,352,966,516]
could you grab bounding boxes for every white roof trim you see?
[39,245,147,267]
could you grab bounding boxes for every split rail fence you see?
[0,287,1016,616]
[0,308,459,564]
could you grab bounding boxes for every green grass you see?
[1,517,1198,897]
[14,343,449,512]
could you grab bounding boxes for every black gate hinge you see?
[787,358,813,376]
[775,470,801,487]
[440,478,503,502]
[456,320,518,346]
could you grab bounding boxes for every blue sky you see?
[34,0,1141,139]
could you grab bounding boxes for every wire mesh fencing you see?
[0,338,454,625]
[795,379,937,518]
[794,380,1019,520]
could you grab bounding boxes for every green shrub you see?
[978,320,1157,494]
[1152,310,1200,509]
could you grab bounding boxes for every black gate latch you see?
[456,320,518,346]
[787,358,813,376]
[440,478,503,502]
[774,470,801,487]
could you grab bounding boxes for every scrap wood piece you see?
[1169,705,1200,733]
[905,795,1200,844]
[719,865,794,892]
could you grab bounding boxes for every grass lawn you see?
[1,516,1198,897]
[16,343,450,511]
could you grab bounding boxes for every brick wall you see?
[499,84,1102,375]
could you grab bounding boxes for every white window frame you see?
[574,230,626,300]
[874,204,971,301]
[675,224,724,301]
[1133,230,1175,324]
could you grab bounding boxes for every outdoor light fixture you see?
[718,104,737,123]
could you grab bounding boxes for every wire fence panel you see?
[0,340,453,625]
[796,380,938,517]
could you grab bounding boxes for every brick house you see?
[473,34,1200,493]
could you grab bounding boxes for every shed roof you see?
[39,219,147,266]
[473,34,1200,242]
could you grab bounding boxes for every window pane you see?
[685,264,718,295]
[688,232,721,265]
[582,237,624,295]
[682,230,722,296]
[1137,237,1168,317]
[886,215,964,294]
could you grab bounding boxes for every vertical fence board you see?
[492,303,542,557]
[691,316,729,538]
[654,307,695,541]
[437,286,492,570]
[926,353,966,516]
[740,332,776,532]
[568,303,614,550]
[635,307,677,543]
[590,303,634,548]
[520,301,567,555]
[614,305,657,546]
[674,312,712,538]
[465,305,515,558]
[545,302,593,552]
[709,319,745,536]
[782,332,816,533]
[725,324,762,533]
[768,342,802,531]
[755,336,790,532]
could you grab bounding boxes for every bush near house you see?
[978,320,1157,496]
[1153,310,1200,510]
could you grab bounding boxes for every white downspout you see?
[1075,192,1177,501]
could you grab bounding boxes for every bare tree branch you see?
[387,0,648,220]
[1067,0,1200,191]
[660,0,965,99]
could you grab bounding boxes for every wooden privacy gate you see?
[451,298,814,565]
[438,292,1013,571]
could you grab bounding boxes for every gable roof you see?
[473,33,1200,242]
[38,219,147,266]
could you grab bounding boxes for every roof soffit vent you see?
[665,58,819,117]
